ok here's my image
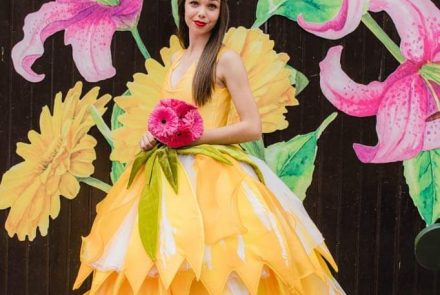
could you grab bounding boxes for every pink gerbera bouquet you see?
[148,99,204,148]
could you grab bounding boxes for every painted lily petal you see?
[64,13,117,82]
[370,0,440,62]
[320,46,385,116]
[354,74,428,163]
[297,0,367,40]
[112,0,143,29]
[11,2,92,82]
[424,83,440,151]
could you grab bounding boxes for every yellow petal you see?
[59,173,80,199]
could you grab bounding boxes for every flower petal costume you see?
[74,28,344,294]
[319,0,440,163]
[11,0,142,83]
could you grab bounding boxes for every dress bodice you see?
[160,49,232,129]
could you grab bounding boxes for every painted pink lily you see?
[12,0,143,83]
[297,0,368,40]
[319,0,440,163]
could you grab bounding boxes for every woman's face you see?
[184,0,221,35]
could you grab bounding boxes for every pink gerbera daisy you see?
[148,105,178,141]
[182,109,204,140]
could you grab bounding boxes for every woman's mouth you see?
[194,21,207,28]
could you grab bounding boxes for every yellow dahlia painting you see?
[0,82,111,241]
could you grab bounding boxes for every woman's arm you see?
[194,49,262,145]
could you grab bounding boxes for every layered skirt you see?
[73,152,345,294]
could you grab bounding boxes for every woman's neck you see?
[186,32,211,57]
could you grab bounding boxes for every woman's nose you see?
[197,8,207,18]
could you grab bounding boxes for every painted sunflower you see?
[0,82,111,241]
[111,27,298,164]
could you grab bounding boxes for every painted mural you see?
[1,0,439,285]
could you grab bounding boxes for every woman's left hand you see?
[139,131,157,151]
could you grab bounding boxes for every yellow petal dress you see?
[74,29,345,295]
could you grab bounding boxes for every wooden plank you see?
[2,0,440,294]
[0,0,11,291]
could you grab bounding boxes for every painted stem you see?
[89,105,114,148]
[78,177,112,193]
[361,13,405,64]
[131,27,151,60]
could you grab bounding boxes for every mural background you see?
[0,0,439,294]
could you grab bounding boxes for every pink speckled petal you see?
[112,0,143,29]
[369,0,440,61]
[424,120,440,151]
[320,46,386,116]
[11,2,91,82]
[353,75,428,163]
[423,83,440,151]
[298,0,367,40]
[64,14,116,82]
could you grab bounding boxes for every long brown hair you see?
[177,0,229,106]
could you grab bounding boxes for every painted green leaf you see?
[403,149,440,225]
[157,149,179,194]
[265,113,337,201]
[287,65,309,96]
[240,139,266,161]
[172,0,179,27]
[138,158,161,261]
[110,90,129,183]
[254,0,343,28]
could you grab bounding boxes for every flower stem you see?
[361,13,405,64]
[131,27,151,60]
[89,105,114,148]
[78,177,112,193]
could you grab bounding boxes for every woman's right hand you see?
[139,131,157,151]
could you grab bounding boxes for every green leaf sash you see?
[128,144,265,260]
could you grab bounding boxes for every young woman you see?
[74,0,346,294]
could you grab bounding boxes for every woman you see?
[74,0,346,294]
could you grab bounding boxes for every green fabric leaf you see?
[177,145,233,165]
[138,158,161,261]
[127,146,158,188]
[240,139,266,161]
[265,113,337,201]
[403,149,440,225]
[110,90,129,183]
[286,65,309,96]
[213,145,266,184]
[157,148,179,194]
[254,0,343,28]
[171,0,179,27]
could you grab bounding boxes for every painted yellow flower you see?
[0,82,111,241]
[224,27,298,131]
[111,27,298,163]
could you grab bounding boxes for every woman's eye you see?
[208,4,218,10]
[189,1,199,7]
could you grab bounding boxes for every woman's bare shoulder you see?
[218,48,241,65]
[217,48,243,79]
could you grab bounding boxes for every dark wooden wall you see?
[1,0,439,294]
